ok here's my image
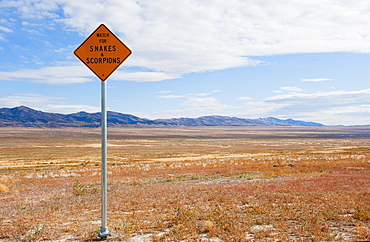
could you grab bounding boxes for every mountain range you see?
[0,106,324,127]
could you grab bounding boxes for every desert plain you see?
[0,126,369,241]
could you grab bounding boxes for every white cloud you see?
[0,65,94,84]
[237,96,253,101]
[0,18,13,41]
[46,104,100,114]
[182,97,230,110]
[0,94,99,113]
[111,71,180,82]
[156,96,233,118]
[0,94,54,108]
[239,89,370,125]
[0,64,181,84]
[279,87,304,93]
[301,78,334,82]
[157,90,172,94]
[2,0,61,20]
[61,0,264,75]
[273,86,303,93]
[152,91,237,118]
[0,26,12,33]
[264,89,363,103]
[159,92,217,100]
[3,1,370,81]
[62,1,370,78]
[159,95,186,99]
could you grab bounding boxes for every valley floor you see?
[0,127,369,241]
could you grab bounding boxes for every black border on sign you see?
[74,24,132,81]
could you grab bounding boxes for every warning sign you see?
[74,24,132,81]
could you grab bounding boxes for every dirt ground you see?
[0,126,369,241]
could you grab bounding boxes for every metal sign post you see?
[74,24,132,239]
[99,80,110,238]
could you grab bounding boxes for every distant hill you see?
[0,106,324,127]
[154,116,324,127]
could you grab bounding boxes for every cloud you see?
[301,78,334,82]
[0,64,181,84]
[58,1,263,75]
[0,94,54,108]
[0,26,12,33]
[237,96,253,101]
[240,89,370,125]
[0,93,99,113]
[0,65,94,84]
[111,71,180,82]
[182,96,231,111]
[276,87,304,93]
[152,91,237,118]
[0,0,60,20]
[65,1,370,78]
[159,92,216,99]
[159,95,186,99]
[156,97,234,118]
[0,18,13,40]
[157,90,172,94]
[45,104,100,114]
[3,1,370,82]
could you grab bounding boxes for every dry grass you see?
[0,183,8,193]
[0,126,370,241]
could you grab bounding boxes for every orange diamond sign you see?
[74,24,132,81]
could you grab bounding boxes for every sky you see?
[1,1,370,125]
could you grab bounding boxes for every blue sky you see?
[2,1,370,125]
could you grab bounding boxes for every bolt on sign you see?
[74,24,132,81]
